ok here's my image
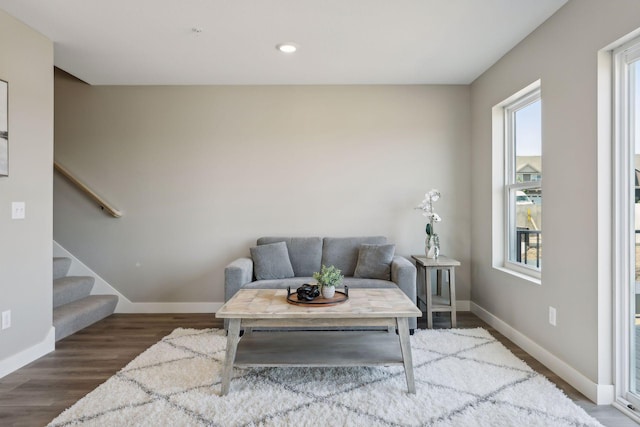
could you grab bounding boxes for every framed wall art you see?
[0,79,7,176]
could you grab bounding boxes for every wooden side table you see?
[411,255,461,329]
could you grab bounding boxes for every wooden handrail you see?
[54,161,123,218]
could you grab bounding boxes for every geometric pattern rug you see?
[47,328,602,426]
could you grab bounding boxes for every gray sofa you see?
[224,236,418,330]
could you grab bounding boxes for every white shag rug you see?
[48,328,602,427]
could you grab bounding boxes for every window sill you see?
[493,266,541,286]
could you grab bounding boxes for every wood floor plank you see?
[0,312,635,426]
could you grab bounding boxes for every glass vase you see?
[426,233,440,259]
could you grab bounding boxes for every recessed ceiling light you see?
[276,43,298,53]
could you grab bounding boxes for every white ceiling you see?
[0,0,567,86]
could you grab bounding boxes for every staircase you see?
[53,257,118,341]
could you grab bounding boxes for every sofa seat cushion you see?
[242,277,396,291]
[342,278,396,289]
[243,277,315,290]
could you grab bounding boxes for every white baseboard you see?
[471,302,614,405]
[53,241,223,314]
[120,302,224,313]
[0,327,55,379]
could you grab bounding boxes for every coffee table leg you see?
[396,317,416,394]
[221,318,241,396]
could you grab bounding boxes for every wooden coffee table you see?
[216,288,422,395]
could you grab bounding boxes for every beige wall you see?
[53,73,471,304]
[0,10,54,365]
[470,0,640,391]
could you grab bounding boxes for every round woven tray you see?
[285,286,349,306]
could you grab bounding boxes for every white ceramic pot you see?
[322,285,336,299]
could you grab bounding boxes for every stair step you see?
[53,295,118,341]
[53,276,95,308]
[53,257,72,280]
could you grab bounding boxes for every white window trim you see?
[613,35,640,412]
[491,80,542,282]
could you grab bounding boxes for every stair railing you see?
[54,161,123,218]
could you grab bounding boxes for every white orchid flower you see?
[427,189,441,202]
[415,189,442,222]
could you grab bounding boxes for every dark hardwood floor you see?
[0,312,636,426]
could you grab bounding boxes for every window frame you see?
[502,86,542,279]
[613,35,640,413]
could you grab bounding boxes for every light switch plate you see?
[1,310,10,330]
[11,202,25,219]
[549,306,557,326]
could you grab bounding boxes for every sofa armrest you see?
[391,255,417,305]
[224,257,254,302]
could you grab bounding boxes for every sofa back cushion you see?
[257,237,322,277]
[321,236,387,277]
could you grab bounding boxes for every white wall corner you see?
[456,300,471,311]
[471,302,613,405]
[0,327,55,379]
[53,241,224,313]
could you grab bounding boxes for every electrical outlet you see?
[11,202,25,219]
[549,306,557,326]
[1,310,11,330]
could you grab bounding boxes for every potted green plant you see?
[313,264,343,298]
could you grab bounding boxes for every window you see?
[503,85,542,274]
[614,34,640,412]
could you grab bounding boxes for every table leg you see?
[436,269,442,296]
[449,268,457,328]
[426,267,433,329]
[220,318,241,395]
[415,263,424,312]
[396,317,416,394]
